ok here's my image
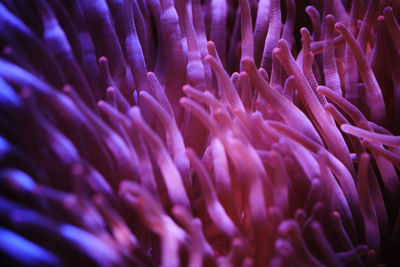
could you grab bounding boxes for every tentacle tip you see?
[326,14,335,21]
[171,205,185,217]
[207,40,215,46]
[334,22,345,32]
[128,106,141,118]
[179,97,188,106]
[300,27,310,36]
[239,71,248,79]
[98,56,108,63]
[106,86,115,93]
[340,123,349,131]
[315,85,327,95]
[62,84,73,93]
[138,91,147,97]
[206,41,216,52]
[360,152,370,161]
[182,84,190,92]
[241,57,254,70]
[272,47,281,56]
[204,55,213,62]
[277,39,289,48]
[97,100,106,108]
[383,6,393,16]
[331,210,340,219]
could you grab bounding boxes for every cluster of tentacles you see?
[1,0,400,266]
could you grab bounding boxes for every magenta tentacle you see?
[2,1,400,265]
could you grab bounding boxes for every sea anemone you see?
[1,0,400,266]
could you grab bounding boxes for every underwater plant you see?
[1,0,400,266]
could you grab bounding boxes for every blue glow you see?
[0,227,60,265]
[0,136,11,155]
[60,224,120,265]
[0,169,36,192]
[0,77,22,108]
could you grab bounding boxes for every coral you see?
[1,0,400,266]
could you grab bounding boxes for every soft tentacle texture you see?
[1,0,400,266]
